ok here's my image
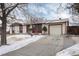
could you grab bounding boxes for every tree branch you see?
[6,4,19,17]
[0,16,2,20]
[4,5,16,11]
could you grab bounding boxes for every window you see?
[32,24,42,33]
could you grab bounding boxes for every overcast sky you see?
[14,3,70,20]
[27,3,71,20]
[13,3,79,24]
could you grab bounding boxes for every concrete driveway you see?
[2,35,76,56]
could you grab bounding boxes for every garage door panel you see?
[50,25,62,35]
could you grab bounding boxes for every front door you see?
[19,25,23,33]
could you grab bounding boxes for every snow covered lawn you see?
[56,43,79,56]
[7,34,31,44]
[0,34,45,55]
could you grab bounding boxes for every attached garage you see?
[49,20,69,35]
[50,25,62,35]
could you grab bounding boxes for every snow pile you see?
[7,35,31,44]
[0,35,44,55]
[56,43,79,56]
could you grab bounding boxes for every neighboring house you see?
[67,23,79,35]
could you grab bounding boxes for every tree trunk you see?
[0,3,18,45]
[1,17,7,45]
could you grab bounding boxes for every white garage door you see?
[50,25,62,35]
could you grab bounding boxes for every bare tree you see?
[0,3,28,45]
[66,3,79,21]
[0,3,18,45]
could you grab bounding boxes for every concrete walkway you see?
[2,35,76,56]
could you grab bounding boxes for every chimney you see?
[59,18,61,20]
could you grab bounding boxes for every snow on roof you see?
[10,19,26,26]
[46,18,68,23]
[25,18,68,24]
